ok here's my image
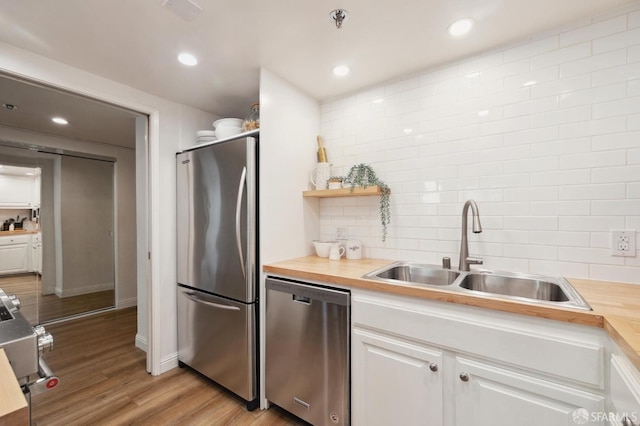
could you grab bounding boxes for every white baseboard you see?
[56,282,114,298]
[135,333,147,352]
[158,352,179,375]
[117,297,137,309]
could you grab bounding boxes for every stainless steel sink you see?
[363,262,460,286]
[363,263,591,310]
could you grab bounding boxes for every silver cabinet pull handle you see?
[235,166,247,278]
[183,292,240,311]
[429,363,438,372]
[459,372,469,382]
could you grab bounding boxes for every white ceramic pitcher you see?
[310,163,332,190]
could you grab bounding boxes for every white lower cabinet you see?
[0,235,30,274]
[609,354,640,426]
[351,288,609,426]
[352,328,443,425]
[453,356,604,426]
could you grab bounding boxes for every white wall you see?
[258,68,320,407]
[319,3,640,284]
[0,41,216,374]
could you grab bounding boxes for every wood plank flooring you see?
[0,274,114,324]
[31,307,306,425]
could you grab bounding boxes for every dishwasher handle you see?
[266,278,350,306]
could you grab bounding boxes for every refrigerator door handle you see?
[235,166,247,278]
[183,292,241,311]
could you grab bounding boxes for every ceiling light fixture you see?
[52,117,68,125]
[329,9,349,29]
[178,52,198,66]
[333,65,350,77]
[448,18,474,36]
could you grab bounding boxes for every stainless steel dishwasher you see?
[265,277,350,426]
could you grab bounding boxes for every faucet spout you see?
[459,200,483,271]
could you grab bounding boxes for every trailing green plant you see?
[342,163,391,242]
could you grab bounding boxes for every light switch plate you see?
[611,230,636,257]
[336,227,348,239]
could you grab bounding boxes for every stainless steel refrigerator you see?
[176,135,258,410]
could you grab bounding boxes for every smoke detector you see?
[162,0,203,21]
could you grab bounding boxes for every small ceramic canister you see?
[346,240,362,260]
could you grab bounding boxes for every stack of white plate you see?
[196,130,217,143]
[213,118,243,140]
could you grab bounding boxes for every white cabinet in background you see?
[0,172,40,208]
[352,328,443,426]
[351,289,607,426]
[0,235,30,274]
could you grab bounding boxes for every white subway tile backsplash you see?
[589,265,640,283]
[592,131,640,150]
[559,150,626,169]
[529,230,590,247]
[593,97,640,119]
[531,42,591,69]
[559,15,627,47]
[559,183,626,200]
[531,74,591,99]
[503,36,559,63]
[531,105,591,128]
[593,27,640,54]
[319,4,640,283]
[592,165,640,183]
[592,63,640,87]
[631,9,640,28]
[591,200,640,215]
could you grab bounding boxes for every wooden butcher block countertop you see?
[0,229,38,236]
[264,256,640,371]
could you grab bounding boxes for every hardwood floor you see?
[31,307,306,425]
[0,274,114,324]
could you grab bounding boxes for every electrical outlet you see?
[336,227,348,239]
[611,230,636,257]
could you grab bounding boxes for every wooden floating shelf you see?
[303,186,386,198]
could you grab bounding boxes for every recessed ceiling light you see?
[52,117,68,125]
[448,18,474,36]
[178,52,198,66]
[2,104,18,111]
[332,65,350,77]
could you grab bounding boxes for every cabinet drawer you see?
[353,291,605,388]
[0,235,30,246]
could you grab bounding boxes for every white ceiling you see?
[0,0,637,127]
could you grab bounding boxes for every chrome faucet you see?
[459,200,483,271]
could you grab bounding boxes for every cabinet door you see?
[352,328,443,426]
[0,244,29,274]
[610,354,640,426]
[453,356,605,426]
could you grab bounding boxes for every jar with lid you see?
[242,103,260,131]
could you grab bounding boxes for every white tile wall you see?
[319,3,640,284]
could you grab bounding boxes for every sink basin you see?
[457,271,591,310]
[363,262,460,287]
[363,262,591,310]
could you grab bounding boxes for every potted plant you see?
[341,163,391,242]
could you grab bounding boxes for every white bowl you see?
[213,118,244,129]
[313,240,338,258]
[215,126,243,140]
[196,130,216,137]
